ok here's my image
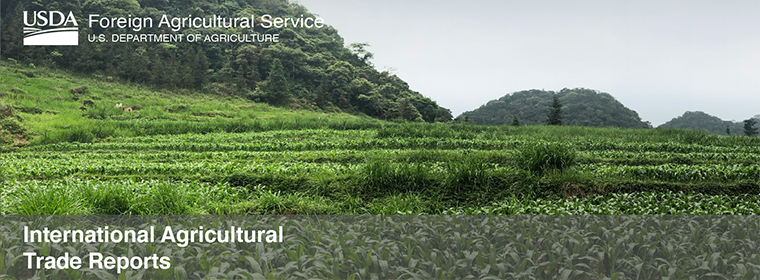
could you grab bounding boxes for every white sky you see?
[296,0,760,125]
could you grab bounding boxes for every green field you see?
[2,64,760,215]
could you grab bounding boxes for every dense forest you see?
[1,0,452,122]
[457,88,651,128]
[659,111,759,135]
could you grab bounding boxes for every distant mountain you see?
[658,111,759,135]
[457,88,650,128]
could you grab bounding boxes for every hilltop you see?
[458,88,651,128]
[657,111,755,135]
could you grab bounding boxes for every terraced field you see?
[2,124,759,215]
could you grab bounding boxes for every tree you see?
[726,125,730,135]
[326,61,354,107]
[232,45,260,91]
[348,42,374,66]
[547,95,562,125]
[410,97,438,123]
[263,58,290,105]
[512,116,520,126]
[744,118,758,137]
[435,107,453,122]
[83,0,140,18]
[398,98,423,122]
[181,47,209,89]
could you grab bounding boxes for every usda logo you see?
[23,11,79,46]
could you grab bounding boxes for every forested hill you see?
[1,0,451,122]
[458,88,650,128]
[658,111,757,135]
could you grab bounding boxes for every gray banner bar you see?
[2,215,759,279]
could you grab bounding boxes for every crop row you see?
[0,178,240,215]
[584,150,760,162]
[101,129,374,144]
[28,137,760,154]
[6,149,760,171]
[445,191,760,215]
[30,138,520,152]
[6,154,760,185]
[1,149,511,162]
[5,176,760,216]
[578,139,759,154]
[102,129,760,154]
[3,158,358,179]
[581,163,760,182]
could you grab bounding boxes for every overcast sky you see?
[296,0,759,126]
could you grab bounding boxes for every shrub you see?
[0,117,25,135]
[0,129,15,145]
[516,142,577,176]
[70,86,87,94]
[66,128,96,143]
[83,103,123,120]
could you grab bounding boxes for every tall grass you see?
[0,179,242,215]
[129,182,196,214]
[361,158,434,196]
[441,156,495,203]
[516,142,577,176]
[360,155,520,207]
[4,182,90,215]
[33,116,384,145]
[78,180,132,214]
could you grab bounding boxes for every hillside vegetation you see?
[458,88,651,128]
[1,0,451,122]
[0,63,381,146]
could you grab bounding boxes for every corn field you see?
[2,125,759,215]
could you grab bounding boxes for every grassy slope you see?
[2,64,760,215]
[0,63,378,145]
